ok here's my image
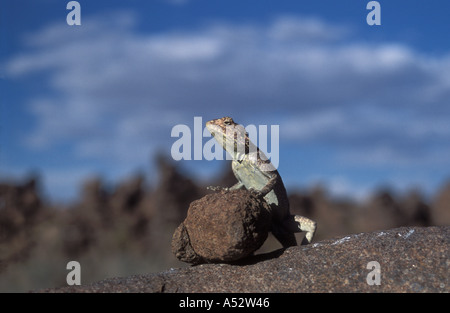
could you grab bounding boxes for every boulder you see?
[172,189,272,264]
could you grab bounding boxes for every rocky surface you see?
[42,226,449,293]
[172,189,271,264]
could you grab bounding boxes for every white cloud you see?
[324,176,371,201]
[4,11,450,199]
[268,16,348,42]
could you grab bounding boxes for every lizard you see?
[206,116,316,247]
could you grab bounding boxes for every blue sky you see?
[1,0,450,201]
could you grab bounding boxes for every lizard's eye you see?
[223,117,234,125]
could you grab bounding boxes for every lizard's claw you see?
[207,186,228,192]
[248,187,263,198]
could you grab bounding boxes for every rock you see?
[172,189,272,264]
[432,182,450,226]
[171,223,203,264]
[42,226,449,293]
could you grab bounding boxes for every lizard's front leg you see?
[253,172,277,197]
[229,181,245,190]
[207,181,244,192]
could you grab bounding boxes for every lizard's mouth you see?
[205,122,218,136]
[206,122,230,150]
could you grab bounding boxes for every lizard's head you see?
[206,117,249,157]
[206,117,237,132]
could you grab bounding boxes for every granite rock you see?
[43,226,449,293]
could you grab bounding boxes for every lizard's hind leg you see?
[283,215,317,245]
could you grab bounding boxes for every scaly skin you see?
[206,117,316,247]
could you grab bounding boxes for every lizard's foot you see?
[207,186,229,192]
[283,215,317,245]
[248,187,264,198]
[295,215,317,245]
